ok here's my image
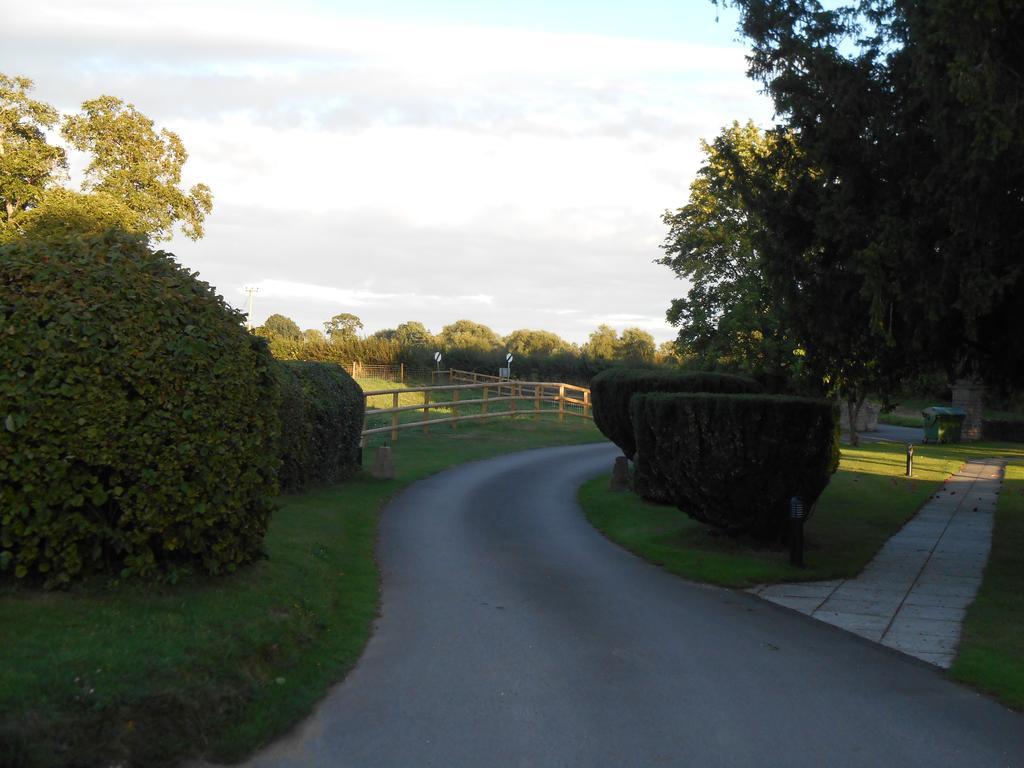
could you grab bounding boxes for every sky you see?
[1,0,774,344]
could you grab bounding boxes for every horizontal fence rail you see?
[360,373,592,444]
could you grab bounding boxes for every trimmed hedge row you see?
[0,233,280,587]
[591,369,762,460]
[630,393,838,540]
[273,361,364,491]
[982,419,1024,443]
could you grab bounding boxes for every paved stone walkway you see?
[749,458,1005,668]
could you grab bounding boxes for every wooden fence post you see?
[559,385,565,422]
[510,382,517,414]
[391,392,399,443]
[423,390,431,435]
[534,383,541,414]
[452,388,460,430]
[483,384,489,415]
[583,389,590,420]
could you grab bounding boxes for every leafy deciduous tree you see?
[0,74,212,243]
[260,313,302,341]
[721,0,1024,390]
[324,313,364,340]
[62,95,213,241]
[505,328,568,357]
[394,321,434,347]
[438,319,501,352]
[0,74,66,237]
[617,328,657,363]
[585,324,619,360]
[660,121,798,383]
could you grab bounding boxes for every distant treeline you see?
[256,314,681,384]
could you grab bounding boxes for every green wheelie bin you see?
[921,406,966,444]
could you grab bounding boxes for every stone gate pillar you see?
[952,379,985,441]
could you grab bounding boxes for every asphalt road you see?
[852,423,922,444]
[242,442,1024,768]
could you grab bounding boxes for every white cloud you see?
[0,0,771,344]
[248,279,493,308]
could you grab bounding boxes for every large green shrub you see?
[273,360,364,491]
[982,418,1024,442]
[630,393,838,540]
[0,232,280,587]
[591,369,762,460]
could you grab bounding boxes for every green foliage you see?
[722,1,1024,386]
[0,74,66,237]
[630,392,838,539]
[505,328,569,357]
[12,188,142,244]
[1,73,211,243]
[982,420,1024,443]
[617,327,656,363]
[323,312,363,340]
[61,95,212,241]
[0,232,279,587]
[659,121,799,384]
[590,368,762,462]
[584,324,618,360]
[438,319,502,352]
[259,313,302,341]
[270,336,405,367]
[272,361,364,491]
[393,320,434,347]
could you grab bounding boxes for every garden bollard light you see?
[906,443,914,477]
[789,496,807,567]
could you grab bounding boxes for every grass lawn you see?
[0,416,602,768]
[951,460,1024,710]
[580,441,1024,589]
[878,412,923,428]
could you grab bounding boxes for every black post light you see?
[906,443,914,477]
[789,496,807,567]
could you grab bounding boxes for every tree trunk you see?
[846,391,867,447]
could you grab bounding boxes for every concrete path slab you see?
[750,458,1005,668]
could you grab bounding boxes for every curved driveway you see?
[246,443,1024,767]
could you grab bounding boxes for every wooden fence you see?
[360,375,592,443]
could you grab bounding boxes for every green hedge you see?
[0,232,280,587]
[272,361,364,491]
[630,393,838,539]
[591,369,762,460]
[982,419,1024,442]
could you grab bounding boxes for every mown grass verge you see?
[580,441,1024,588]
[951,461,1024,710]
[0,416,602,768]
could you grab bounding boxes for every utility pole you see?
[244,286,259,330]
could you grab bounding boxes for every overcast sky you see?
[1,0,773,343]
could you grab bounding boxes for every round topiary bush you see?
[630,392,839,540]
[0,232,280,587]
[590,369,762,460]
